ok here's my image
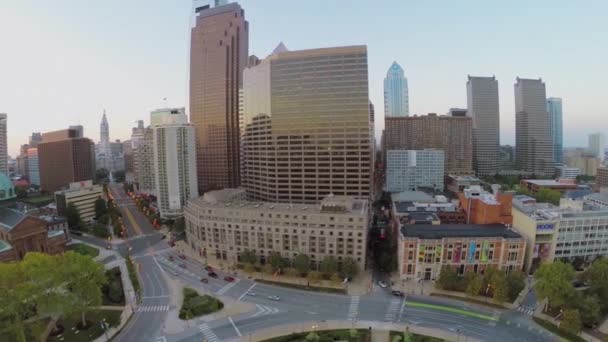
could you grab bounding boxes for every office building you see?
[184,189,368,271]
[0,114,6,175]
[384,114,473,175]
[448,108,467,117]
[546,97,563,164]
[128,120,145,184]
[386,149,444,192]
[457,185,513,225]
[38,129,95,192]
[242,45,372,203]
[384,61,409,117]
[514,78,554,176]
[597,166,608,190]
[26,148,40,186]
[151,108,198,218]
[564,149,601,176]
[588,132,606,160]
[446,175,482,193]
[190,2,249,192]
[68,125,84,138]
[55,180,103,223]
[467,76,499,176]
[556,165,580,179]
[136,127,155,194]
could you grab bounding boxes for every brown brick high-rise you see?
[189,2,249,192]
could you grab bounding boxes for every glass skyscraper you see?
[383,62,409,117]
[546,97,563,164]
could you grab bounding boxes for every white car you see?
[267,295,280,301]
[378,281,388,288]
[246,291,256,296]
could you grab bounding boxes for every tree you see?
[15,186,28,199]
[65,202,82,229]
[293,253,311,276]
[436,266,459,290]
[560,309,582,335]
[582,258,608,311]
[320,256,338,276]
[340,257,359,279]
[268,252,285,272]
[506,270,526,302]
[240,250,258,265]
[307,271,322,284]
[94,197,107,219]
[536,188,561,205]
[535,261,575,310]
[0,263,33,342]
[465,273,483,297]
[305,332,320,341]
[95,168,109,183]
[490,271,509,303]
[112,170,125,183]
[577,295,602,327]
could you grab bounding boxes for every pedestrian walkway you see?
[385,298,401,322]
[517,305,535,316]
[347,296,360,320]
[137,305,170,313]
[198,323,220,342]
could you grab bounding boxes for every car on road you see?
[168,256,174,261]
[391,290,404,297]
[208,272,218,278]
[204,266,213,272]
[378,281,388,288]
[223,276,235,282]
[267,295,280,301]
[246,291,256,296]
[200,278,208,283]
[179,263,186,269]
[171,271,179,276]
[178,254,186,260]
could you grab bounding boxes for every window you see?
[407,264,413,274]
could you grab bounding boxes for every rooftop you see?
[391,191,435,203]
[47,230,65,239]
[522,179,577,187]
[401,223,522,239]
[0,207,26,231]
[0,240,12,253]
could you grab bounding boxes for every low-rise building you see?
[446,175,482,193]
[457,186,513,225]
[55,180,103,223]
[184,189,369,271]
[390,191,466,234]
[555,165,580,179]
[398,223,526,281]
[520,179,577,195]
[597,166,608,191]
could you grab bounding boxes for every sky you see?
[1,0,607,157]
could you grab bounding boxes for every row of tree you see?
[0,252,107,342]
[535,258,608,333]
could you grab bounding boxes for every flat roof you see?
[47,230,65,239]
[401,223,522,239]
[522,179,577,187]
[391,191,435,203]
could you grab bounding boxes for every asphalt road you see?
[109,183,157,238]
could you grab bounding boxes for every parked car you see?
[267,295,280,301]
[168,255,174,261]
[208,272,218,278]
[178,254,186,260]
[179,263,186,269]
[246,291,256,296]
[200,278,208,283]
[204,266,214,272]
[391,290,404,297]
[223,276,235,282]
[378,281,388,288]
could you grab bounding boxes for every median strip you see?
[405,301,497,321]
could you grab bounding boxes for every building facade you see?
[55,180,103,223]
[184,189,368,271]
[26,148,40,186]
[241,45,372,203]
[457,186,513,225]
[467,76,499,176]
[515,78,554,176]
[520,179,578,195]
[588,132,606,160]
[383,61,409,117]
[386,149,444,193]
[556,165,580,179]
[597,166,608,190]
[190,2,249,192]
[384,114,473,175]
[136,127,156,194]
[151,108,198,218]
[0,114,7,175]
[546,97,563,164]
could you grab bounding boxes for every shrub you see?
[179,288,223,320]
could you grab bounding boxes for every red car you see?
[204,266,213,272]
[178,254,186,260]
[223,276,235,282]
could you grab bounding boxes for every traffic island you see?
[179,287,223,320]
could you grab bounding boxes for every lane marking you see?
[238,283,257,301]
[405,301,497,321]
[123,206,143,236]
[143,295,170,299]
[228,316,242,337]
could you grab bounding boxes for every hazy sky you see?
[1,0,607,156]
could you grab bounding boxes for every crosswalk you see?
[252,304,279,317]
[385,298,401,322]
[155,337,167,342]
[137,305,170,312]
[517,305,535,316]
[198,323,220,342]
[347,296,360,320]
[216,279,240,296]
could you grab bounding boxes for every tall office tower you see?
[384,114,473,175]
[514,78,554,176]
[29,132,42,146]
[242,45,372,203]
[467,76,499,176]
[150,108,198,218]
[26,148,40,186]
[383,62,409,117]
[136,127,156,194]
[190,2,249,192]
[100,112,109,146]
[0,114,7,174]
[38,129,95,192]
[588,132,605,160]
[546,97,563,164]
[69,125,84,138]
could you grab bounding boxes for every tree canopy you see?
[535,261,575,309]
[293,253,311,275]
[65,202,82,229]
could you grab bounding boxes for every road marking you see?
[216,279,240,296]
[153,257,166,274]
[399,298,406,319]
[347,296,360,320]
[405,301,497,321]
[156,337,166,342]
[228,317,241,337]
[385,298,401,322]
[123,206,143,235]
[198,323,219,342]
[137,305,170,312]
[143,295,170,299]
[238,283,257,301]
[252,304,279,317]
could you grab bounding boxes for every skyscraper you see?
[467,76,499,176]
[96,111,112,170]
[26,148,40,186]
[0,114,7,175]
[546,97,563,164]
[588,132,605,160]
[383,62,409,117]
[190,2,249,192]
[150,108,198,218]
[514,77,554,176]
[242,45,372,203]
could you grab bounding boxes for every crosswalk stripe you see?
[198,324,219,342]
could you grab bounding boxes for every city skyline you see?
[2,0,608,156]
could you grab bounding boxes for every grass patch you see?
[390,330,445,341]
[261,329,369,342]
[406,301,496,321]
[0,318,49,342]
[102,267,125,306]
[125,255,141,297]
[179,288,223,320]
[430,293,506,310]
[47,309,121,342]
[67,243,100,258]
[533,317,586,342]
[255,278,347,295]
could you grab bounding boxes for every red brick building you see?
[457,186,513,225]
[520,179,577,195]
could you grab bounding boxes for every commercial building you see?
[597,166,608,190]
[391,191,465,229]
[398,224,526,281]
[546,97,563,164]
[555,165,580,179]
[0,113,7,174]
[0,207,67,262]
[565,150,600,177]
[241,45,372,203]
[190,2,249,192]
[446,175,482,193]
[384,114,473,175]
[135,127,156,195]
[38,129,95,192]
[184,189,368,271]
[588,132,606,160]
[26,148,40,186]
[514,78,554,176]
[55,180,103,223]
[467,76,499,176]
[384,61,409,117]
[150,108,198,218]
[457,186,513,225]
[386,149,444,193]
[520,179,577,195]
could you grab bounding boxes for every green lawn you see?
[47,309,121,342]
[66,243,100,258]
[21,195,53,205]
[261,329,369,342]
[532,317,586,342]
[179,288,223,320]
